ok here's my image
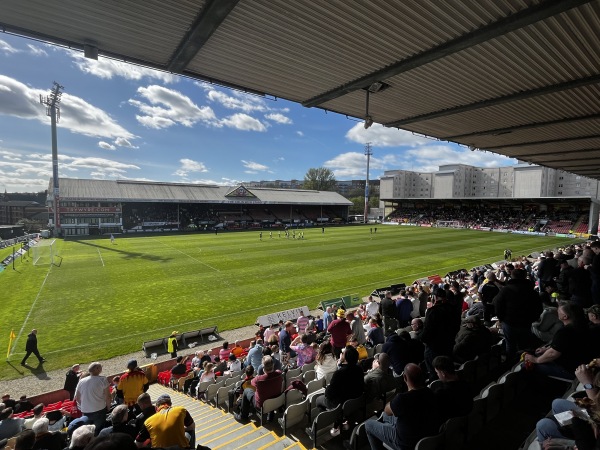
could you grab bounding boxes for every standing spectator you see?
[64,364,81,401]
[380,292,398,335]
[395,291,413,328]
[20,329,45,366]
[364,364,440,450]
[219,342,231,361]
[493,268,542,359]
[116,360,149,410]
[279,321,296,359]
[323,307,333,330]
[590,241,600,305]
[366,296,379,318]
[296,311,309,335]
[167,331,178,358]
[327,310,352,357]
[135,393,195,449]
[246,340,264,371]
[290,334,315,367]
[348,312,366,345]
[538,251,559,291]
[453,316,495,363]
[570,256,592,307]
[431,356,473,422]
[421,289,461,379]
[366,318,385,347]
[478,271,502,326]
[74,362,111,435]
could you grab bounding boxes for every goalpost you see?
[436,220,462,228]
[32,239,57,266]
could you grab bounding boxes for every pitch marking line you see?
[97,248,105,267]
[150,238,220,272]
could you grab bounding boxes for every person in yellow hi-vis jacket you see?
[167,331,179,358]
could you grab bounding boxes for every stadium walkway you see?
[147,383,307,450]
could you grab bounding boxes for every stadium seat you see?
[204,378,226,404]
[301,360,316,373]
[342,394,366,426]
[279,398,309,435]
[307,404,342,447]
[285,388,305,408]
[479,382,503,422]
[302,369,316,384]
[441,415,468,450]
[467,397,487,441]
[258,392,285,427]
[414,432,445,450]
[306,377,326,395]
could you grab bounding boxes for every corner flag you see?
[7,329,15,358]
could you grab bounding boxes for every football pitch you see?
[0,225,580,380]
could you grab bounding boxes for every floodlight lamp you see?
[366,81,390,93]
[364,115,374,129]
[84,43,98,60]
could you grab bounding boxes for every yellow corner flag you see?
[7,329,16,358]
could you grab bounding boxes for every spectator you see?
[588,305,600,355]
[380,292,399,335]
[478,271,502,325]
[230,341,245,358]
[0,407,24,440]
[263,325,278,344]
[364,353,396,400]
[213,356,227,376]
[68,424,95,450]
[14,396,33,415]
[327,310,352,357]
[219,342,231,361]
[130,393,154,433]
[531,305,563,344]
[74,362,111,435]
[290,334,315,367]
[556,259,574,299]
[234,356,283,423]
[523,302,591,379]
[14,430,36,450]
[64,364,81,401]
[1,394,16,409]
[279,321,296,359]
[226,354,242,375]
[348,312,367,346]
[538,251,559,291]
[395,291,413,328]
[409,318,424,340]
[296,311,309,334]
[364,363,440,450]
[570,256,593,307]
[431,356,473,422]
[453,316,495,363]
[590,241,600,305]
[493,268,542,359]
[167,331,178,358]
[366,296,379,318]
[135,393,195,449]
[421,289,461,379]
[317,346,364,436]
[246,339,263,371]
[315,341,338,383]
[24,404,44,430]
[98,405,136,440]
[88,433,137,450]
[116,360,149,410]
[382,333,410,377]
[323,306,333,330]
[366,318,385,347]
[32,418,64,450]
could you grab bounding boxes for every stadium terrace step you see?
[147,384,308,450]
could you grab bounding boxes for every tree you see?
[303,167,337,191]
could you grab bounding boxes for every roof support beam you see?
[483,135,600,151]
[518,148,600,158]
[302,0,592,108]
[168,0,240,73]
[385,74,600,128]
[554,162,600,168]
[537,156,600,164]
[445,113,600,140]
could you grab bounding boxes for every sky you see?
[0,33,518,193]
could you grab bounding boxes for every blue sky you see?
[0,33,517,193]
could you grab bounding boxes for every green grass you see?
[0,225,581,380]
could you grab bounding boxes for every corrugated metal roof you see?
[55,178,353,206]
[2,0,600,178]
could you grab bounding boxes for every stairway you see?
[147,384,307,450]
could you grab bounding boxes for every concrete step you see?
[213,428,275,450]
[202,422,259,447]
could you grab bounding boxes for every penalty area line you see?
[150,238,220,272]
[97,249,105,267]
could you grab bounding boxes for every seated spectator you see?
[365,363,441,450]
[257,347,282,374]
[400,330,424,365]
[46,409,71,432]
[348,312,367,345]
[98,405,136,440]
[317,346,365,436]
[453,316,495,363]
[523,302,591,379]
[246,340,263,371]
[14,396,34,415]
[225,354,242,375]
[68,424,95,450]
[32,418,64,450]
[197,363,215,398]
[130,393,154,433]
[169,356,187,380]
[348,337,368,361]
[408,318,424,340]
[24,404,44,430]
[90,432,138,450]
[431,356,473,422]
[213,356,228,376]
[290,334,316,367]
[383,333,410,377]
[190,351,203,368]
[230,341,245,358]
[269,344,281,363]
[364,353,396,400]
[315,341,338,383]
[219,342,231,361]
[234,356,283,423]
[1,395,16,409]
[535,361,600,447]
[0,407,24,440]
[231,365,256,412]
[13,429,35,450]
[463,300,484,322]
[366,318,385,347]
[263,325,279,344]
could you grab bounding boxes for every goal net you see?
[436,220,462,228]
[32,239,57,266]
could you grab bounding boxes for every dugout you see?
[0,224,24,240]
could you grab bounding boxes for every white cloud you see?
[206,90,268,113]
[0,150,22,161]
[173,158,208,178]
[241,160,269,171]
[72,53,177,83]
[0,40,19,54]
[130,85,217,129]
[114,137,138,149]
[265,113,292,124]
[221,113,266,132]
[0,75,135,140]
[346,122,430,147]
[27,44,47,57]
[296,131,304,137]
[98,141,116,151]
